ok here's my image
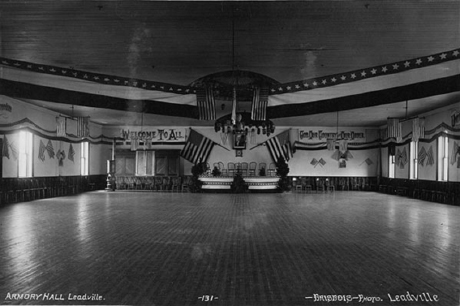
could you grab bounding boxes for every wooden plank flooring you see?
[0,191,458,306]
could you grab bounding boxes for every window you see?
[388,154,395,178]
[410,141,418,179]
[81,141,89,175]
[136,151,155,176]
[155,150,179,176]
[438,135,448,181]
[18,131,33,177]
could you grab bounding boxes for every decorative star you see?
[303,83,309,88]
[286,86,291,90]
[83,74,89,78]
[361,71,367,77]
[114,79,120,82]
[404,61,411,68]
[427,56,434,62]
[371,68,377,74]
[14,63,21,67]
[104,78,110,82]
[27,65,32,69]
[453,50,459,57]
[392,64,399,70]
[94,76,100,80]
[331,77,337,82]
[278,87,283,91]
[416,59,422,65]
[382,66,388,72]
[185,89,190,92]
[321,79,327,85]
[270,88,276,92]
[351,73,356,79]
[312,81,318,86]
[440,53,447,59]
[50,68,56,72]
[341,75,346,81]
[39,66,44,70]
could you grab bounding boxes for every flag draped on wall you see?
[426,146,434,166]
[265,130,293,162]
[451,141,460,165]
[2,135,10,159]
[46,140,55,158]
[418,146,427,166]
[56,117,66,137]
[196,87,216,121]
[251,86,269,121]
[77,117,90,138]
[68,143,75,162]
[38,140,46,162]
[180,129,215,164]
[387,118,402,142]
[396,147,408,169]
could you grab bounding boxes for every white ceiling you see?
[1,1,459,127]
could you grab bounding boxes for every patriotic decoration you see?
[196,87,216,121]
[418,146,427,166]
[77,117,90,138]
[56,149,66,167]
[56,117,66,136]
[310,158,318,166]
[451,142,459,165]
[68,143,75,162]
[412,117,425,142]
[387,118,402,141]
[362,158,374,166]
[310,158,326,168]
[452,111,460,127]
[326,139,335,151]
[130,138,139,151]
[38,140,46,162]
[426,146,435,166]
[180,129,215,164]
[2,135,10,159]
[220,132,229,146]
[318,158,326,166]
[46,140,55,158]
[9,141,18,160]
[251,86,269,121]
[265,130,293,162]
[396,147,408,169]
[331,149,353,161]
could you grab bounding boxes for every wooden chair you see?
[228,162,235,176]
[182,176,191,192]
[268,163,276,176]
[258,163,267,176]
[218,162,227,176]
[171,177,181,192]
[249,162,257,176]
[241,162,248,176]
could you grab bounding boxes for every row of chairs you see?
[115,176,191,192]
[210,162,277,176]
[0,176,104,206]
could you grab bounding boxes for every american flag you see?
[396,147,407,169]
[426,146,434,166]
[56,117,66,137]
[364,158,373,165]
[318,158,326,166]
[68,143,75,162]
[310,158,318,166]
[77,117,89,138]
[196,87,216,121]
[2,135,9,159]
[180,129,215,165]
[418,146,427,166]
[251,86,269,121]
[450,141,459,165]
[46,139,55,158]
[38,140,46,162]
[265,130,293,162]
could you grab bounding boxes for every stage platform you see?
[199,175,279,191]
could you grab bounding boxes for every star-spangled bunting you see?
[418,146,427,166]
[426,146,434,166]
[267,48,460,94]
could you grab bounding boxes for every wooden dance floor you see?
[0,191,458,306]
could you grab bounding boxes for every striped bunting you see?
[426,146,435,166]
[180,129,215,164]
[196,87,216,120]
[56,117,66,137]
[418,146,427,166]
[412,117,425,141]
[251,86,269,121]
[77,117,89,138]
[387,118,402,140]
[265,130,293,162]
